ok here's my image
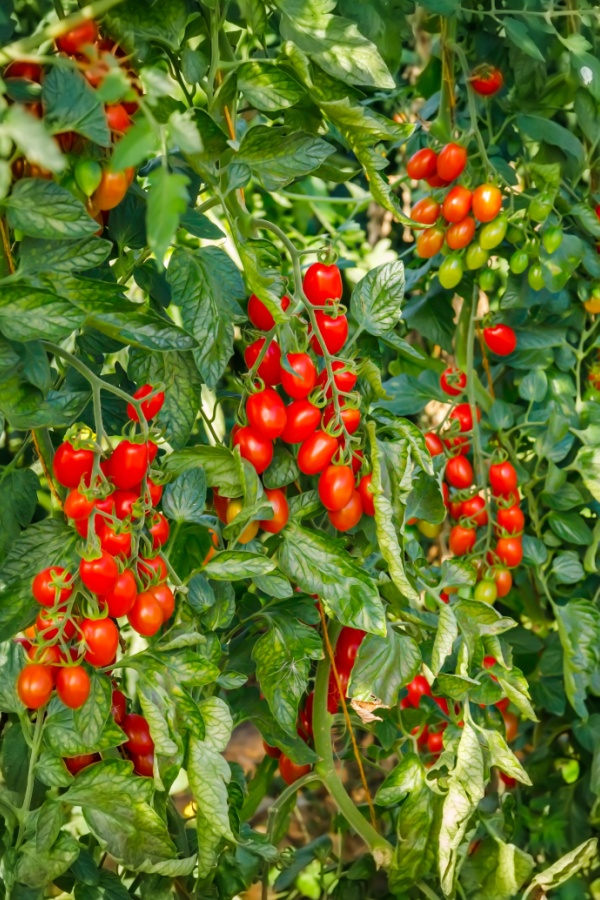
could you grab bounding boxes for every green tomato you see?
[479,216,508,250]
[542,225,563,254]
[528,263,545,291]
[509,249,529,275]
[528,195,552,224]
[479,268,497,292]
[74,159,102,197]
[474,580,498,604]
[438,254,464,290]
[506,225,523,244]
[61,173,87,204]
[465,242,489,270]
[417,520,443,538]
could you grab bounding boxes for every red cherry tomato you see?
[503,710,519,743]
[64,753,99,775]
[280,352,317,400]
[100,569,137,620]
[98,522,132,558]
[52,441,94,488]
[248,293,291,330]
[213,488,229,523]
[64,488,95,521]
[111,688,127,725]
[424,432,444,456]
[131,751,154,777]
[80,617,119,667]
[35,609,77,642]
[246,388,287,440]
[436,143,467,182]
[442,186,472,223]
[471,66,504,96]
[449,525,476,556]
[318,464,355,512]
[335,627,365,674]
[279,754,311,785]
[55,19,98,55]
[310,312,348,356]
[493,566,513,598]
[127,384,165,422]
[4,61,43,82]
[150,583,175,622]
[495,537,523,568]
[149,512,170,550]
[148,479,163,507]
[17,664,54,708]
[302,263,342,307]
[489,460,518,495]
[112,490,140,520]
[427,729,445,754]
[328,490,362,531]
[297,431,339,475]
[259,488,289,534]
[56,666,90,709]
[450,403,480,433]
[416,226,445,258]
[461,494,488,527]
[406,148,438,180]
[91,170,128,213]
[483,324,517,356]
[138,555,168,583]
[80,551,119,595]
[411,197,440,226]
[316,361,357,397]
[27,643,62,669]
[105,103,131,133]
[32,566,73,608]
[123,713,154,754]
[244,338,282,386]
[327,667,349,712]
[472,184,502,222]
[406,675,431,708]
[263,741,282,759]
[426,173,450,188]
[322,402,360,435]
[440,367,467,397]
[358,473,375,516]
[350,448,364,474]
[445,456,473,489]
[128,591,163,636]
[446,216,476,250]
[496,505,524,535]
[281,399,321,444]
[106,441,149,490]
[232,426,273,475]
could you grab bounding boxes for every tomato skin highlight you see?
[127,384,165,422]
[232,426,273,475]
[56,666,91,709]
[246,389,287,439]
[259,488,289,534]
[18,664,54,709]
[328,490,362,531]
[310,312,348,356]
[247,293,291,330]
[297,431,339,475]
[483,325,517,356]
[281,399,321,444]
[358,473,375,516]
[445,456,474,489]
[128,591,164,636]
[302,263,342,307]
[472,184,503,222]
[318,464,355,512]
[280,352,317,400]
[53,441,95,488]
[436,143,467,181]
[244,338,282,386]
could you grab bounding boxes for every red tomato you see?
[416,226,445,258]
[327,668,349,712]
[440,367,467,397]
[483,324,517,356]
[350,448,364,474]
[105,103,131,133]
[101,569,138,618]
[263,741,282,759]
[471,66,504,96]
[445,456,473,489]
[302,263,342,307]
[328,490,362,531]
[496,505,525,535]
[316,361,357,398]
[246,388,287,439]
[322,402,360,435]
[335,627,365,674]
[32,566,73,608]
[472,184,503,222]
[279,754,311,785]
[449,525,476,556]
[148,479,163,507]
[493,566,513,598]
[442,186,472,223]
[310,312,348,356]
[80,617,119,667]
[244,338,282,385]
[248,293,291,330]
[424,432,444,456]
[503,710,519,743]
[449,497,463,519]
[150,583,175,622]
[280,352,317,400]
[138,555,168,583]
[281,399,321,444]
[91,170,128,212]
[112,489,140,520]
[106,441,149,490]
[64,753,99,775]
[450,403,480,432]
[406,148,438,180]
[297,431,339,475]
[358,473,375,516]
[436,143,467,181]
[489,460,518,495]
[427,729,445,754]
[411,197,441,226]
[446,216,476,250]
[318,464,355,512]
[495,537,523,568]
[64,488,95,521]
[149,512,170,550]
[111,689,127,725]
[127,384,165,422]
[123,713,154,754]
[27,643,62,670]
[213,488,229,523]
[406,674,431,708]
[128,591,163,636]
[80,551,119,595]
[55,19,98,55]
[98,522,132,558]
[35,609,76,642]
[461,495,488,527]
[4,61,43,81]
[426,173,450,188]
[53,441,95,488]
[56,666,90,709]
[131,751,154,777]
[17,664,54,709]
[232,426,273,474]
[259,488,289,534]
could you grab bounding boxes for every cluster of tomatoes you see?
[213,262,375,537]
[16,386,173,731]
[64,696,155,778]
[5,18,137,219]
[407,142,506,289]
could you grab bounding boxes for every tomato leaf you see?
[204,551,276,579]
[237,125,334,191]
[349,625,421,706]
[238,61,306,111]
[350,260,405,336]
[3,179,98,239]
[73,673,111,748]
[163,469,207,524]
[42,67,110,147]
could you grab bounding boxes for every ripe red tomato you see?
[449,525,476,556]
[80,551,119,595]
[426,173,450,188]
[98,522,132,558]
[112,489,140,520]
[248,293,291,330]
[101,570,137,620]
[496,505,525,535]
[64,753,99,775]
[106,441,149,490]
[80,617,119,667]
[128,591,163,636]
[91,170,128,212]
[123,713,154,754]
[32,566,73,608]
[310,312,348,356]
[149,512,170,550]
[424,432,444,456]
[232,426,273,474]
[335,627,365,674]
[280,352,317,400]
[302,263,342,307]
[327,668,349,712]
[446,216,476,250]
[127,384,165,422]
[111,688,127,725]
[244,338,282,385]
[328,490,362,531]
[56,666,91,709]
[53,441,95,488]
[17,664,54,709]
[131,751,154,777]
[406,674,431,708]
[503,710,519,743]
[263,741,282,759]
[449,497,463,519]
[495,537,523,568]
[440,367,467,397]
[483,324,517,356]
[358,473,375,516]
[212,488,229,523]
[27,643,62,669]
[427,729,445,754]
[5,60,43,81]
[55,19,98,55]
[411,197,441,226]
[281,399,321,444]
[472,184,502,222]
[279,754,311,785]
[350,448,364,474]
[318,464,355,512]
[138,555,168,583]
[316,361,357,397]
[297,431,339,475]
[246,388,287,439]
[489,460,518,495]
[416,226,445,258]
[445,456,473,489]
[150,583,175,622]
[470,65,504,96]
[442,186,472,223]
[493,566,513,597]
[461,495,488,527]
[322,402,360,435]
[259,488,289,534]
[105,103,131,133]
[35,609,77,642]
[64,488,95,521]
[436,143,467,182]
[450,403,480,432]
[148,479,163,507]
[406,148,438,180]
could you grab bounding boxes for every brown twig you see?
[0,219,15,274]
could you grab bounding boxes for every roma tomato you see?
[213,487,229,523]
[424,432,444,456]
[310,312,348,355]
[465,242,489,269]
[226,499,260,544]
[244,338,282,385]
[474,580,497,604]
[461,495,488,527]
[445,456,473,489]
[316,361,357,397]
[439,255,464,290]
[493,566,513,598]
[302,263,342,307]
[528,195,552,223]
[495,537,523,568]
[406,148,438,180]
[411,197,440,226]
[148,512,170,550]
[442,186,472,223]
[248,293,291,330]
[503,710,519,743]
[280,353,317,399]
[472,184,502,222]
[80,551,119,595]
[427,729,445,754]
[322,402,360,435]
[528,264,545,291]
[279,754,311,786]
[53,441,95,488]
[318,464,355,512]
[426,173,450,188]
[479,216,507,249]
[128,591,163,636]
[150,583,175,622]
[328,490,362,531]
[259,488,289,534]
[105,103,130,133]
[281,400,321,444]
[232,426,273,474]
[18,664,54,708]
[131,751,154,777]
[489,460,518,495]
[440,367,467,397]
[450,403,480,432]
[470,65,504,96]
[80,617,119,667]
[436,143,467,182]
[56,666,91,709]
[496,505,525,535]
[106,440,149,490]
[406,675,431,708]
[91,169,128,212]
[297,431,339,475]
[32,566,73,608]
[335,627,365,673]
[55,19,98,54]
[543,226,563,254]
[27,643,62,668]
[263,741,281,759]
[510,249,529,274]
[416,225,445,258]
[449,525,476,556]
[123,713,154,754]
[246,388,287,439]
[148,479,163,507]
[358,473,375,516]
[65,753,100,775]
[126,384,165,422]
[111,689,127,725]
[446,216,476,250]
[483,324,516,356]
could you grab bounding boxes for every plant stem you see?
[15,707,46,850]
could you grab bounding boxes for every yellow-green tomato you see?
[474,579,498,604]
[479,268,497,291]
[465,242,489,270]
[542,225,563,254]
[417,520,443,539]
[479,216,508,250]
[438,254,464,290]
[509,249,529,275]
[74,159,102,197]
[506,225,523,244]
[528,263,545,291]
[528,195,552,224]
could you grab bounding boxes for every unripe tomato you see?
[411,197,440,226]
[328,490,362,531]
[493,566,513,598]
[495,537,523,568]
[446,216,476,250]
[80,617,119,667]
[470,65,504,96]
[527,264,545,291]
[111,689,127,725]
[461,495,488,527]
[232,425,273,474]
[584,294,600,314]
[53,441,95,489]
[106,440,149,490]
[439,255,464,290]
[503,710,519,743]
[32,566,73,608]
[528,195,552,223]
[65,753,100,775]
[310,312,348,355]
[496,505,525,535]
[259,488,289,534]
[127,384,165,422]
[128,591,163,636]
[80,551,119,595]
[248,293,291,330]
[483,324,516,356]
[131,751,154,777]
[449,525,476,556]
[297,431,339,475]
[56,666,91,709]
[281,399,321,444]
[445,456,474,489]
[244,338,282,385]
[150,583,175,622]
[246,388,287,440]
[123,713,154,754]
[318,464,355,512]
[450,402,480,432]
[436,143,467,182]
[442,186,472,223]
[55,19,98,55]
[302,263,342,307]
[279,755,311,785]
[542,226,563,254]
[322,402,360,435]
[416,225,445,258]
[18,664,54,709]
[440,367,467,397]
[479,216,507,250]
[91,169,128,212]
[424,432,444,456]
[105,103,131,133]
[509,250,529,274]
[406,674,431,708]
[417,520,443,538]
[280,352,317,399]
[226,499,260,544]
[472,184,502,222]
[358,473,375,516]
[489,460,518,495]
[406,148,438,180]
[465,243,489,269]
[74,159,102,197]
[474,580,497,604]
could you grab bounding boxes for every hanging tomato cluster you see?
[213,262,376,538]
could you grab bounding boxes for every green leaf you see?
[554,599,600,720]
[517,114,585,166]
[45,701,125,757]
[0,468,39,562]
[404,471,445,525]
[540,234,585,291]
[525,839,597,895]
[237,125,334,191]
[263,444,299,489]
[42,66,110,146]
[19,235,112,275]
[238,61,306,111]
[385,754,439,892]
[553,551,585,584]
[104,0,189,51]
[253,572,294,599]
[350,260,405,336]
[461,836,534,900]
[485,729,531,785]
[503,17,545,62]
[2,105,66,173]
[162,469,207,523]
[0,640,25,713]
[36,799,65,853]
[146,168,189,269]
[349,624,420,706]
[0,279,83,342]
[16,833,80,888]
[431,604,458,676]
[548,511,593,546]
[128,349,201,450]
[237,239,288,325]
[164,445,242,497]
[179,208,224,240]
[203,550,276,580]
[111,118,159,172]
[574,445,600,503]
[518,369,548,402]
[73,673,111,748]
[4,179,98,239]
